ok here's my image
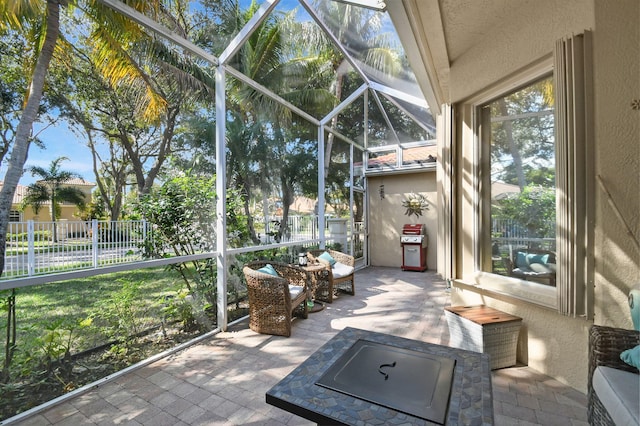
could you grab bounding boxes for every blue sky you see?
[13,122,96,187]
[8,0,400,188]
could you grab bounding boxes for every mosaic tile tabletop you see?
[266,327,493,425]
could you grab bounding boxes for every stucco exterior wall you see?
[368,172,437,270]
[20,205,86,222]
[449,0,594,103]
[448,0,639,392]
[592,0,640,329]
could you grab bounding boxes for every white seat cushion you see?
[332,262,354,279]
[288,285,305,299]
[592,366,640,426]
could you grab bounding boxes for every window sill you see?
[453,272,557,311]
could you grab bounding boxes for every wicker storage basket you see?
[445,305,522,370]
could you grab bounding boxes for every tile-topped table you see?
[266,327,493,425]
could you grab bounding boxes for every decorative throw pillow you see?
[318,251,337,267]
[257,264,279,277]
[620,345,640,370]
[526,253,549,265]
[516,251,528,268]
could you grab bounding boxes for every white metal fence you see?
[492,218,556,251]
[4,220,147,279]
[2,216,358,279]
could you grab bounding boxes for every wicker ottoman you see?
[445,305,522,370]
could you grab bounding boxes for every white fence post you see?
[142,219,147,252]
[27,220,35,277]
[92,219,99,268]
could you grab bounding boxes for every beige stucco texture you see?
[449,0,639,393]
[368,172,437,270]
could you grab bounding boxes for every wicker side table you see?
[303,263,332,303]
[445,305,522,370]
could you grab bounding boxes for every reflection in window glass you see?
[485,76,556,286]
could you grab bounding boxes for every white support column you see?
[318,126,326,249]
[216,66,228,331]
[349,143,354,255]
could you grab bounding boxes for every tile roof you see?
[0,179,95,204]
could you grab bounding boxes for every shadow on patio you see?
[13,267,587,426]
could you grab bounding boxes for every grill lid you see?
[402,224,426,235]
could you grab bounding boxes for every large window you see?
[468,33,593,317]
[481,76,556,287]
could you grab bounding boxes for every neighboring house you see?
[0,179,95,222]
[288,196,336,215]
[491,181,520,201]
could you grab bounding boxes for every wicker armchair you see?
[588,325,640,425]
[243,261,309,337]
[307,249,355,303]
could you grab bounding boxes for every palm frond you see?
[56,186,87,209]
[364,47,400,77]
[86,16,168,124]
[21,182,49,213]
[144,39,216,99]
[0,0,44,31]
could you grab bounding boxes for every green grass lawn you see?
[0,266,228,421]
[2,267,185,356]
[0,256,254,420]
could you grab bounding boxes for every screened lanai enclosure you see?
[0,0,435,419]
[91,0,435,321]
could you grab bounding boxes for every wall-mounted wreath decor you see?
[402,193,429,217]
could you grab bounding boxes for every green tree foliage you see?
[494,185,556,239]
[48,8,216,219]
[0,1,168,382]
[134,172,248,322]
[0,31,48,165]
[489,77,555,190]
[177,1,331,244]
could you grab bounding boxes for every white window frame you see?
[461,36,594,319]
[467,57,559,309]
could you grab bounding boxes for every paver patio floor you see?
[11,267,588,425]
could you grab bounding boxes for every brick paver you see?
[4,267,587,425]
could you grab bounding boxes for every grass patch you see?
[8,267,183,352]
[0,264,250,421]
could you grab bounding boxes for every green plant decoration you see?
[402,193,429,217]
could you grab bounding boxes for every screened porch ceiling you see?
[99,0,437,153]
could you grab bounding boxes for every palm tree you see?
[306,1,401,178]
[0,1,62,275]
[213,1,336,242]
[0,0,163,380]
[0,0,173,266]
[0,0,63,382]
[22,157,87,238]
